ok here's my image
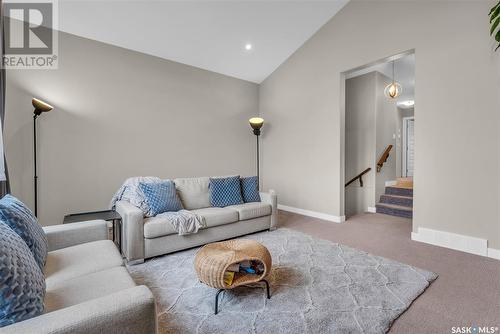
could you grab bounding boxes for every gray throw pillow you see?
[0,195,48,270]
[0,221,45,327]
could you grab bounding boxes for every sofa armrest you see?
[0,286,157,334]
[43,220,108,251]
[115,201,145,263]
[260,190,278,230]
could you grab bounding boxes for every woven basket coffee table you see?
[194,239,272,314]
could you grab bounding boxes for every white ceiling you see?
[52,0,349,83]
[346,53,415,109]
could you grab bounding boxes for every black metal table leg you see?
[116,219,121,252]
[262,279,271,299]
[214,289,224,315]
[213,280,270,315]
[112,220,115,243]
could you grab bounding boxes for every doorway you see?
[342,50,415,220]
[402,117,415,177]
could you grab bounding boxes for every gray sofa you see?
[2,220,157,334]
[116,176,278,263]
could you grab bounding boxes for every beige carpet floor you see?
[280,211,500,333]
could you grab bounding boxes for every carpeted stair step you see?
[380,194,413,207]
[385,186,413,197]
[396,177,413,188]
[376,203,413,219]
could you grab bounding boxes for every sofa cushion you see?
[0,195,48,270]
[44,266,136,313]
[209,176,244,207]
[226,202,272,220]
[45,240,123,288]
[143,215,179,238]
[240,176,261,203]
[174,177,210,210]
[139,180,183,216]
[0,222,45,327]
[190,207,239,228]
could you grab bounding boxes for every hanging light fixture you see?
[384,60,402,99]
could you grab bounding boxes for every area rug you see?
[128,228,437,334]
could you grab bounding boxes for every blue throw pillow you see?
[209,176,244,207]
[0,222,45,327]
[0,195,47,271]
[240,176,261,203]
[139,180,183,216]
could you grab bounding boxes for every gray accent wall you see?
[259,1,500,248]
[5,31,258,226]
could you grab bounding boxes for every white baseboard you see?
[277,204,345,223]
[385,180,397,186]
[487,248,500,260]
[367,206,377,213]
[411,227,487,257]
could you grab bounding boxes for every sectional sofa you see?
[2,219,157,334]
[116,176,277,263]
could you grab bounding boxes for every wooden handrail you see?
[345,167,371,187]
[377,145,393,172]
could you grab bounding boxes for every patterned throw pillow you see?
[138,180,183,217]
[0,222,45,327]
[240,176,261,203]
[110,176,163,216]
[0,195,48,271]
[209,176,244,207]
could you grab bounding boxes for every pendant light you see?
[384,60,402,99]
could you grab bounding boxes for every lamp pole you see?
[33,114,38,216]
[249,117,264,191]
[254,128,261,190]
[31,98,53,217]
[256,134,259,190]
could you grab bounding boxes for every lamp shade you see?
[249,117,264,130]
[384,60,402,99]
[32,98,53,115]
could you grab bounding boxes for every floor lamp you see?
[32,98,53,217]
[249,117,264,190]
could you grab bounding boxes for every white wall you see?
[259,1,500,248]
[5,31,259,225]
[375,72,398,200]
[344,71,397,217]
[345,72,376,217]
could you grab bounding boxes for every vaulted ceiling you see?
[54,0,349,83]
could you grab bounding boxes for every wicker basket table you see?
[194,239,272,314]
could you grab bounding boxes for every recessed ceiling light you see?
[245,43,252,51]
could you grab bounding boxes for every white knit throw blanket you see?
[155,210,206,236]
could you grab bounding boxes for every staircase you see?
[376,178,413,218]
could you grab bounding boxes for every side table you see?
[63,210,122,252]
